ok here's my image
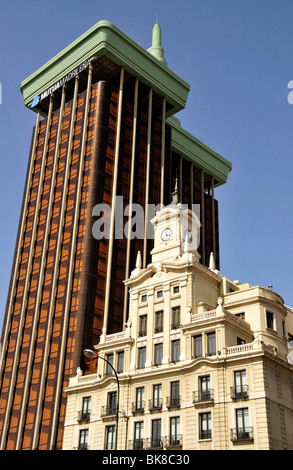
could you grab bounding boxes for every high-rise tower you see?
[0,21,231,449]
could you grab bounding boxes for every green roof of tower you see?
[20,20,190,116]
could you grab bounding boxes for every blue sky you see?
[0,0,293,330]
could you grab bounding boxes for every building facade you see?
[63,198,293,450]
[0,22,231,449]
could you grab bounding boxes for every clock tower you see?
[150,182,201,263]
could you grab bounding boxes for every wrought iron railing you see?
[166,395,181,408]
[230,427,254,441]
[148,398,162,411]
[193,389,214,403]
[230,385,249,399]
[131,401,145,414]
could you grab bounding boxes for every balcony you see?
[101,405,117,417]
[129,439,145,450]
[77,410,91,422]
[231,427,254,442]
[193,389,214,404]
[199,430,212,440]
[131,401,145,414]
[231,385,249,400]
[76,443,89,450]
[146,437,163,449]
[148,398,162,412]
[165,435,182,448]
[166,395,181,409]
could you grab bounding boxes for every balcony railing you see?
[166,395,181,408]
[231,385,249,399]
[131,401,145,414]
[101,405,117,417]
[77,443,89,450]
[148,398,162,412]
[165,435,183,447]
[146,437,163,449]
[199,430,212,440]
[77,410,91,422]
[129,439,145,450]
[193,389,214,403]
[231,427,254,442]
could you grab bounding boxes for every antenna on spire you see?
[156,9,159,24]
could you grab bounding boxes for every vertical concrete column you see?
[143,88,153,268]
[123,77,139,325]
[160,97,166,206]
[211,176,216,265]
[103,66,125,332]
[200,169,206,266]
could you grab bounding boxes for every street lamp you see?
[84,349,120,450]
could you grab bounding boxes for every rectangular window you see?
[155,310,164,333]
[141,294,147,303]
[106,353,114,375]
[207,332,216,356]
[170,417,180,445]
[151,419,162,448]
[171,339,180,363]
[282,320,286,337]
[173,285,180,294]
[234,370,247,397]
[139,314,147,337]
[194,335,202,358]
[152,384,162,409]
[157,290,163,299]
[200,376,211,401]
[154,343,163,365]
[134,422,144,449]
[79,429,89,450]
[170,380,180,407]
[108,392,117,415]
[266,311,274,330]
[81,396,91,420]
[117,351,124,373]
[136,387,145,411]
[236,408,250,439]
[105,425,115,450]
[199,412,212,439]
[138,347,146,369]
[171,306,180,329]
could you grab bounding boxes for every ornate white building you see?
[62,196,293,450]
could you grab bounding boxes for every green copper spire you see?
[148,21,167,65]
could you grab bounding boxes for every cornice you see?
[20,20,190,115]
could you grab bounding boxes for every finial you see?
[147,18,167,65]
[209,252,216,271]
[136,251,142,269]
[171,173,179,205]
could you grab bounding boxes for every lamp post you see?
[84,349,119,450]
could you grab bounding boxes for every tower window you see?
[266,311,274,330]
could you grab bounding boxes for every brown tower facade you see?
[0,21,231,450]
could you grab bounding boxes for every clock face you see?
[161,228,173,241]
[184,230,193,243]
